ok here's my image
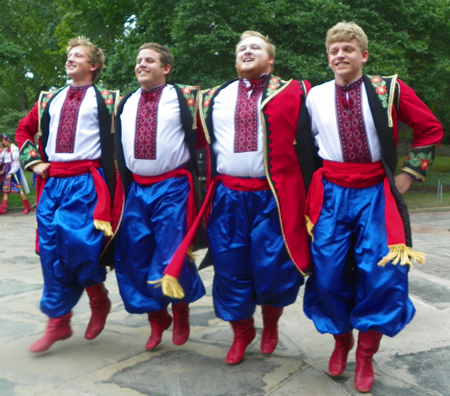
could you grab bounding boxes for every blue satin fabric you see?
[114,177,205,314]
[207,182,304,321]
[37,170,107,318]
[303,179,415,337]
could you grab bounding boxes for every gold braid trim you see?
[94,220,113,237]
[305,215,315,241]
[387,74,398,128]
[377,244,425,268]
[187,245,195,263]
[148,275,185,299]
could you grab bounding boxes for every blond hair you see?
[235,30,276,59]
[66,37,105,81]
[138,43,174,80]
[326,22,368,53]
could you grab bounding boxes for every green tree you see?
[2,0,449,143]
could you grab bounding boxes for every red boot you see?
[355,330,383,393]
[172,302,190,345]
[261,305,283,354]
[85,283,111,340]
[329,332,354,376]
[225,317,256,365]
[0,200,7,215]
[146,309,173,350]
[22,199,31,214]
[28,312,73,353]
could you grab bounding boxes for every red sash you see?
[154,175,270,299]
[305,160,424,267]
[48,160,112,236]
[132,168,197,230]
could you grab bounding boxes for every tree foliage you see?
[1,0,449,142]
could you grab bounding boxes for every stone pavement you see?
[0,209,449,396]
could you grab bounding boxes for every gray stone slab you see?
[265,366,350,396]
[409,277,450,307]
[0,279,41,298]
[0,210,449,396]
[0,317,36,338]
[383,346,450,396]
[103,349,299,396]
[0,378,22,396]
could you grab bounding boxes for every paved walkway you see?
[0,210,449,396]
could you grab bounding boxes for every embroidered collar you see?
[140,84,167,102]
[335,76,363,92]
[241,74,268,91]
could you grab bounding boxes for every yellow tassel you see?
[187,245,195,262]
[94,220,113,237]
[148,275,185,299]
[377,244,425,268]
[305,215,315,242]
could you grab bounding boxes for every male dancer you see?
[114,43,205,350]
[0,134,30,215]
[15,37,119,353]
[304,22,443,392]
[196,31,317,364]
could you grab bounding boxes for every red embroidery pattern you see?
[234,75,267,153]
[134,84,166,160]
[335,78,371,163]
[55,84,92,153]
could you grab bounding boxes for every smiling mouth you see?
[244,58,253,63]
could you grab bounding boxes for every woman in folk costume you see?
[303,22,443,393]
[0,134,31,215]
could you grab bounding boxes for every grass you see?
[395,155,450,210]
[403,191,450,210]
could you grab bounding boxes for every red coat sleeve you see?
[15,102,39,150]
[396,79,443,148]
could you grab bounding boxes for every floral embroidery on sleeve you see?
[402,145,437,181]
[367,75,388,108]
[175,84,199,119]
[200,85,221,123]
[266,76,281,96]
[19,140,43,170]
[97,86,117,116]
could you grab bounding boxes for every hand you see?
[394,172,413,195]
[31,162,51,179]
[6,174,12,181]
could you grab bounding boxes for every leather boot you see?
[355,330,383,393]
[28,312,72,353]
[261,305,283,354]
[85,283,111,340]
[329,332,354,376]
[22,199,31,214]
[0,200,7,215]
[146,309,173,350]
[172,302,190,346]
[225,317,256,365]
